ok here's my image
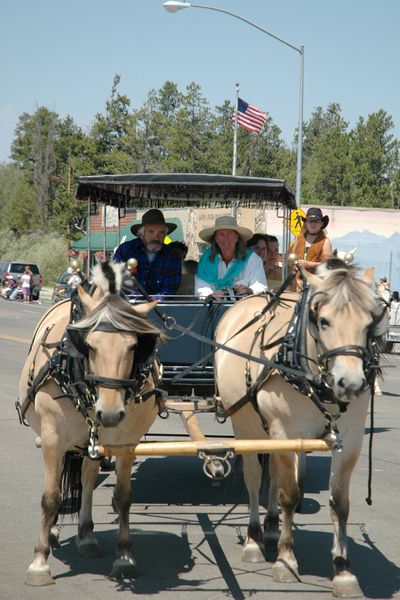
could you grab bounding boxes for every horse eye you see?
[319,317,330,330]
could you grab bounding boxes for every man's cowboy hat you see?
[130,209,177,236]
[301,207,329,229]
[199,215,253,243]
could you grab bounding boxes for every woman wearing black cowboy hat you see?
[291,207,333,274]
[113,209,181,297]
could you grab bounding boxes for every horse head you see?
[69,262,161,428]
[304,263,388,401]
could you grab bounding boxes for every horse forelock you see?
[74,294,164,338]
[91,261,124,296]
[316,266,376,314]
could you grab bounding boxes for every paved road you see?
[0,299,399,599]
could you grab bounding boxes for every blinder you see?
[65,323,158,397]
[136,333,158,366]
[369,300,389,338]
[308,303,319,340]
[65,326,90,358]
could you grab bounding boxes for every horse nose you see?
[337,376,366,395]
[95,409,126,428]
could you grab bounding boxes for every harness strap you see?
[16,360,53,425]
[84,373,136,389]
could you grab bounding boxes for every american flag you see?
[234,97,268,133]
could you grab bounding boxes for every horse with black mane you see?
[18,261,165,585]
[214,259,388,597]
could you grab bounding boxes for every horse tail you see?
[59,452,83,517]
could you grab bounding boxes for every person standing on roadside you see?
[21,265,32,303]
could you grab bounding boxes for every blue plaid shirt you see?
[113,238,181,296]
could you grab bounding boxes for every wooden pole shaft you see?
[97,438,331,458]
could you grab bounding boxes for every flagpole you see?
[232,82,239,176]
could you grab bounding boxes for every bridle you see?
[308,290,387,396]
[66,321,159,403]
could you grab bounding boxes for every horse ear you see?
[77,284,97,312]
[361,267,375,287]
[132,301,158,317]
[302,270,322,289]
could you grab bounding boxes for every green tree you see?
[3,177,40,235]
[91,74,136,172]
[11,106,58,227]
[301,103,353,205]
[0,163,22,223]
[349,109,399,207]
[163,83,214,172]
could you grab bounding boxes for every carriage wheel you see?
[294,452,306,512]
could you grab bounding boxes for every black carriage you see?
[76,173,295,400]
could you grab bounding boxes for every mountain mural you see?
[331,231,400,291]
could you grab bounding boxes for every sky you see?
[1,0,400,165]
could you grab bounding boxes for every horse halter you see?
[308,293,386,393]
[66,322,158,401]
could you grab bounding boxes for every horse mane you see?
[315,263,376,313]
[73,261,165,339]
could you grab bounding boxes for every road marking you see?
[0,332,30,344]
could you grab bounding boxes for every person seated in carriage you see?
[291,207,333,271]
[195,215,267,300]
[113,208,182,298]
[290,207,333,291]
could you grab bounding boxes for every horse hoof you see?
[333,573,363,598]
[272,559,300,583]
[76,537,104,557]
[242,541,265,563]
[110,556,138,579]
[25,567,55,586]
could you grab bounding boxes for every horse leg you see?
[110,454,138,579]
[76,457,103,557]
[241,454,265,562]
[25,446,63,586]
[263,454,280,552]
[330,451,363,598]
[271,452,300,583]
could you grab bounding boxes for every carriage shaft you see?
[97,438,331,457]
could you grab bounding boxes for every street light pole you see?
[163,1,304,205]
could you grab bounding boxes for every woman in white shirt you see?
[21,266,32,303]
[195,215,268,299]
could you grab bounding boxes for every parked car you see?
[0,260,42,299]
[51,271,71,304]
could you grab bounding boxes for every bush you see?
[0,230,69,286]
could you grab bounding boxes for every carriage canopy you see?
[76,172,296,210]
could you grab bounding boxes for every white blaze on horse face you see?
[318,304,370,399]
[88,330,137,427]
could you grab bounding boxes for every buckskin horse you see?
[17,262,164,585]
[214,260,388,597]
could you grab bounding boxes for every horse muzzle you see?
[95,406,126,428]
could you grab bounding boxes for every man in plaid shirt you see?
[113,209,181,297]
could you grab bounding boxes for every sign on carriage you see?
[290,208,306,236]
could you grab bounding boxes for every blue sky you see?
[1,0,399,163]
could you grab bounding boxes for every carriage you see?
[17,172,389,596]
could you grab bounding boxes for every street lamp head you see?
[163,1,191,13]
